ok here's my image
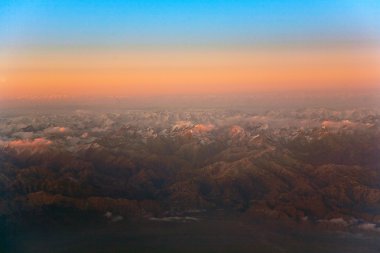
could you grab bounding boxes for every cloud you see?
[7,138,52,148]
[43,127,71,135]
[358,223,380,232]
[149,216,200,222]
[104,211,113,219]
[328,218,349,226]
[103,211,123,222]
[3,138,52,154]
[317,217,356,227]
[192,124,215,134]
[321,120,356,130]
[111,215,124,222]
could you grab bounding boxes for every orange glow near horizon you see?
[1,46,379,99]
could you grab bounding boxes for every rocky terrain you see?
[0,108,380,227]
[1,107,380,242]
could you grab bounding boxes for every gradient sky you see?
[1,0,380,98]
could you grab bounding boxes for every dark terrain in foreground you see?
[2,211,380,253]
[1,105,380,252]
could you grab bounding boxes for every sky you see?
[0,0,380,99]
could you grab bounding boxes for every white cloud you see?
[358,223,380,232]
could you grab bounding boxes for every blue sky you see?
[1,1,379,98]
[1,0,380,46]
